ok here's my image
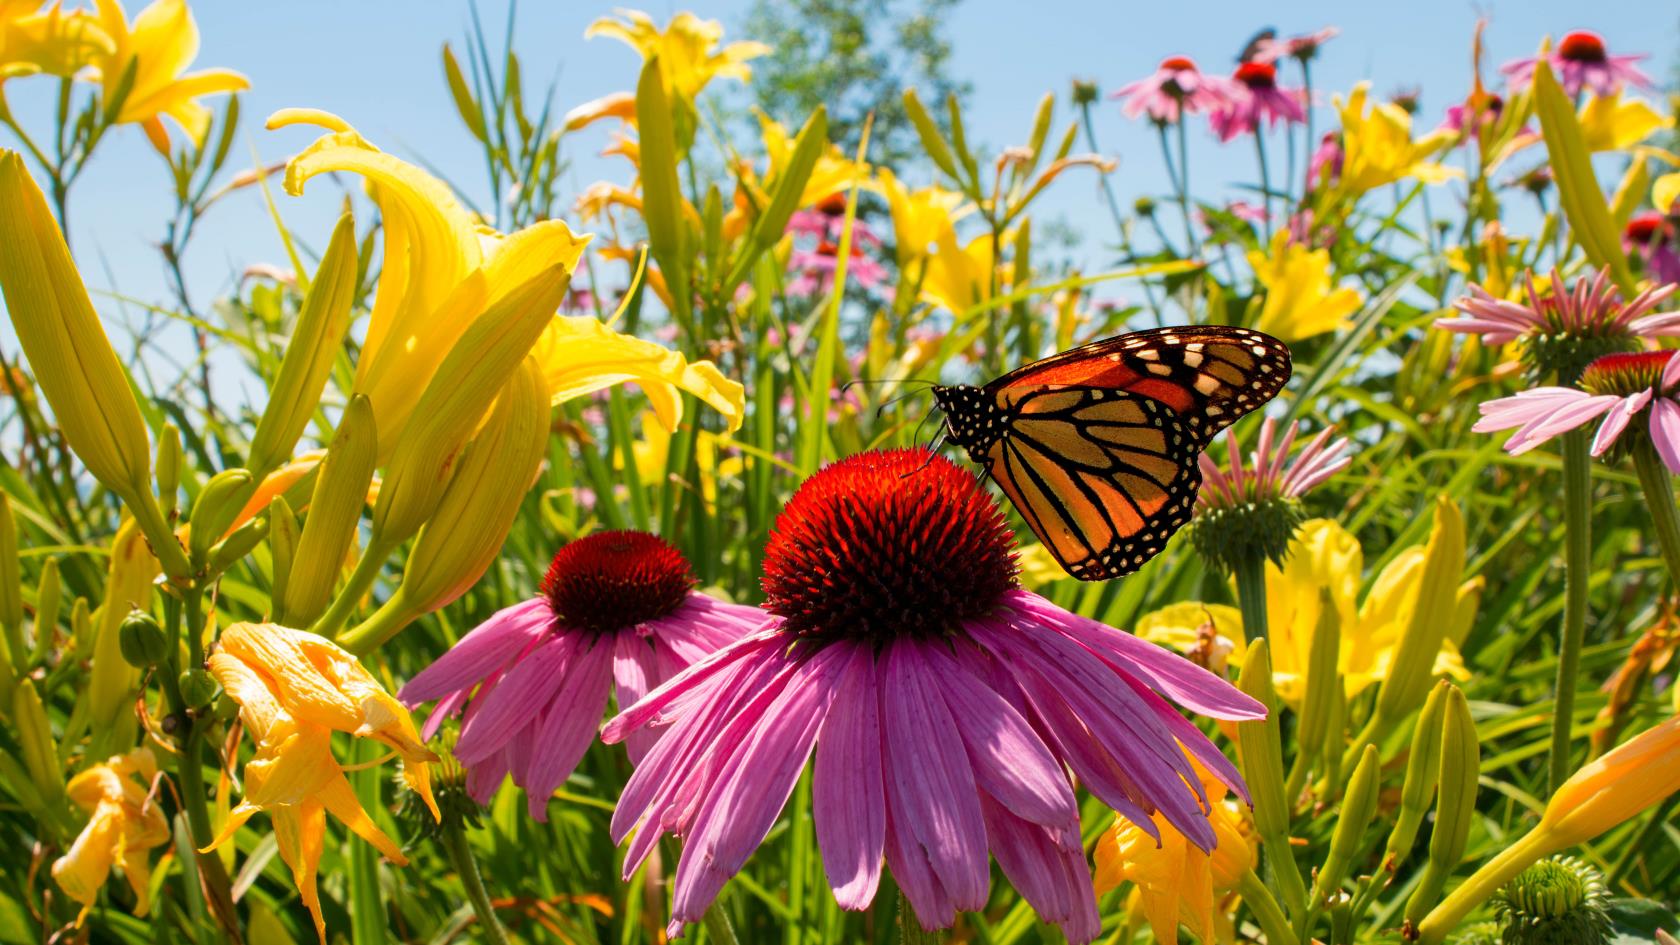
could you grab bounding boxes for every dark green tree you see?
[739,0,971,165]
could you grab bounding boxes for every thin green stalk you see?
[1234,556,1269,641]
[1175,114,1198,258]
[1630,441,1680,589]
[897,892,943,944]
[701,900,742,945]
[311,538,396,639]
[1548,427,1591,794]
[441,818,511,945]
[1254,132,1273,242]
[1238,869,1300,945]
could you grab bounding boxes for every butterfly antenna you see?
[903,433,948,479]
[875,381,938,419]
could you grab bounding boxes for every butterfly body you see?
[933,326,1291,581]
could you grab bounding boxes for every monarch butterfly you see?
[932,326,1291,581]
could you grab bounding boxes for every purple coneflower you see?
[602,449,1264,940]
[1439,92,1507,135]
[1473,350,1680,470]
[1500,30,1653,98]
[1211,61,1307,142]
[1436,267,1680,380]
[1625,213,1680,287]
[398,531,765,820]
[1306,131,1342,190]
[788,239,892,298]
[1112,56,1234,124]
[1197,417,1352,514]
[1251,26,1339,65]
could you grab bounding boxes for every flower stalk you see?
[440,818,511,945]
[1549,428,1593,793]
[1630,440,1680,590]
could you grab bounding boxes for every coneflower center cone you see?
[1556,31,1608,64]
[542,530,696,634]
[1579,350,1676,397]
[761,448,1018,643]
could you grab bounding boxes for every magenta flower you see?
[1198,416,1352,512]
[602,449,1263,941]
[1251,26,1339,65]
[1306,131,1342,191]
[1112,56,1234,124]
[1625,213,1680,287]
[1437,268,1680,346]
[398,531,765,820]
[788,239,892,298]
[1210,61,1307,142]
[1501,30,1653,98]
[1439,92,1508,135]
[1473,350,1680,471]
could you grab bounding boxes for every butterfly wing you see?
[969,386,1203,580]
[992,325,1291,444]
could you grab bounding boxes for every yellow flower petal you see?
[1250,231,1362,343]
[533,314,746,432]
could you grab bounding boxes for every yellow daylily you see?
[753,108,877,210]
[1578,93,1664,153]
[1,0,112,80]
[1657,172,1680,215]
[879,167,969,267]
[1249,231,1362,343]
[585,9,768,103]
[205,622,437,943]
[1093,757,1257,944]
[921,223,999,316]
[52,748,170,925]
[1264,518,1475,704]
[90,0,247,151]
[563,90,636,133]
[534,315,745,433]
[630,409,743,508]
[1331,82,1459,198]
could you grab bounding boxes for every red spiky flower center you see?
[1626,212,1672,247]
[761,449,1018,644]
[1580,350,1677,397]
[542,530,696,635]
[1235,61,1277,89]
[1557,31,1607,64]
[1160,56,1197,73]
[815,192,848,216]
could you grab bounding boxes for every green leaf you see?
[1532,60,1636,294]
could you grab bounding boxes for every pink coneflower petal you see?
[1590,391,1653,456]
[1664,353,1680,394]
[813,644,886,910]
[614,632,662,761]
[399,598,550,704]
[979,795,1102,942]
[1651,399,1680,474]
[455,633,580,765]
[1501,393,1620,454]
[521,640,616,820]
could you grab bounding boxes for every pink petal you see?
[881,640,990,912]
[1664,352,1680,392]
[1471,387,1591,433]
[614,632,663,764]
[1651,399,1680,474]
[521,638,617,821]
[398,599,550,704]
[979,796,1101,945]
[884,800,957,932]
[455,633,580,765]
[602,629,781,742]
[814,643,887,911]
[1590,391,1652,457]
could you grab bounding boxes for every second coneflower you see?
[603,448,1264,941]
[398,531,765,820]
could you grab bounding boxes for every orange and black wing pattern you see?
[932,325,1291,581]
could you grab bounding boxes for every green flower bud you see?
[189,468,257,564]
[1314,743,1380,905]
[178,668,218,709]
[11,678,63,805]
[1491,856,1611,945]
[156,421,182,515]
[1385,680,1451,872]
[288,395,376,627]
[118,609,169,668]
[1406,684,1480,926]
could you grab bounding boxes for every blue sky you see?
[2,1,1674,366]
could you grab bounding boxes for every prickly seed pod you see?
[1491,856,1611,945]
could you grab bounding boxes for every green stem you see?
[339,589,420,657]
[701,900,743,945]
[165,587,239,937]
[1549,427,1592,794]
[1235,555,1270,641]
[1076,101,1167,326]
[896,891,943,944]
[1175,114,1199,258]
[311,538,395,639]
[1254,132,1273,242]
[1238,868,1300,945]
[1630,441,1680,589]
[440,818,511,945]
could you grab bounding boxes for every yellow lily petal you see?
[1250,231,1362,343]
[533,314,746,432]
[1656,172,1680,214]
[1578,93,1664,153]
[271,802,328,943]
[91,0,246,146]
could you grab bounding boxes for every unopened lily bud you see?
[1235,639,1309,915]
[1385,680,1451,871]
[30,558,60,664]
[247,211,358,479]
[178,668,218,709]
[208,513,271,576]
[12,679,64,805]
[268,496,299,624]
[118,610,168,668]
[344,357,549,654]
[1314,743,1380,905]
[1375,497,1465,727]
[189,468,256,564]
[287,395,377,627]
[156,422,181,514]
[1296,588,1342,777]
[373,262,571,547]
[0,494,22,667]
[89,518,160,727]
[0,151,153,505]
[1406,684,1479,925]
[70,597,90,652]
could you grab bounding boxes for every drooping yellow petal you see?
[1577,93,1664,153]
[1333,82,1460,198]
[90,0,247,147]
[0,1,113,78]
[271,802,328,943]
[1250,231,1362,343]
[532,315,746,432]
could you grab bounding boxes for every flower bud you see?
[178,668,218,709]
[30,557,61,664]
[1406,684,1479,925]
[1071,78,1100,106]
[247,211,359,479]
[0,493,23,669]
[11,678,64,806]
[156,422,181,515]
[373,262,571,546]
[118,610,169,667]
[208,513,271,576]
[267,496,299,624]
[1314,743,1379,905]
[70,596,91,652]
[1375,497,1464,725]
[189,468,256,564]
[287,395,377,627]
[89,518,160,727]
[1295,587,1341,778]
[1235,639,1308,915]
[0,151,153,504]
[1385,680,1450,871]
